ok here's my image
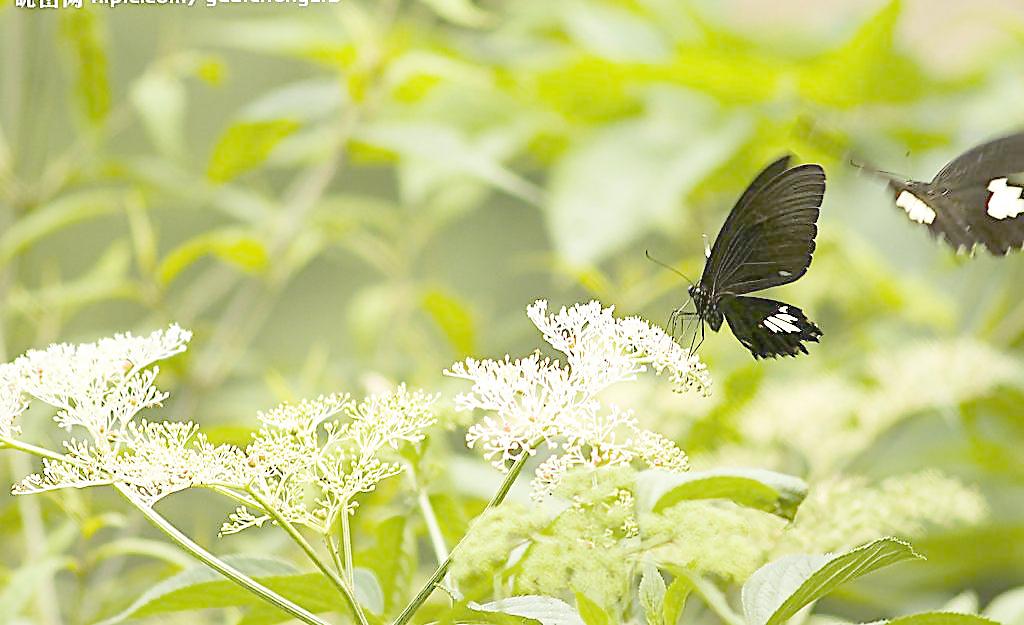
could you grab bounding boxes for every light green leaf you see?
[241,79,345,123]
[235,568,379,625]
[470,596,586,625]
[547,105,748,266]
[88,538,194,569]
[417,0,492,27]
[985,586,1024,625]
[741,538,924,625]
[561,1,669,62]
[207,119,301,182]
[7,242,135,317]
[637,468,808,520]
[202,18,350,62]
[355,516,410,613]
[354,568,384,615]
[662,576,692,625]
[157,229,269,285]
[575,592,610,625]
[60,10,110,124]
[95,556,298,624]
[130,70,186,158]
[0,189,123,268]
[421,288,476,356]
[0,557,71,622]
[886,614,1000,625]
[639,564,667,625]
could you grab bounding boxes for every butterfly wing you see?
[719,296,822,359]
[914,181,1024,255]
[701,162,825,297]
[932,132,1024,186]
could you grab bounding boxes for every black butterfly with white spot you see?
[858,131,1024,255]
[669,156,825,360]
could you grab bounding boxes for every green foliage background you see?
[1,0,1023,623]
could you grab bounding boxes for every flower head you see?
[448,300,708,498]
[0,363,27,439]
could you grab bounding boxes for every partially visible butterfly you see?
[664,156,825,360]
[856,131,1024,255]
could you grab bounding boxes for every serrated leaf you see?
[639,564,666,625]
[470,596,586,625]
[207,119,301,182]
[421,288,476,356]
[637,468,808,520]
[157,229,268,285]
[741,538,924,625]
[574,592,610,625]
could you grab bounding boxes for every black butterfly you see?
[668,156,825,359]
[857,131,1024,255]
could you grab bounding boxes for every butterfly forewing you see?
[719,296,822,359]
[932,132,1024,186]
[702,163,825,296]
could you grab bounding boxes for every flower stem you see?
[116,484,333,625]
[392,449,533,625]
[0,438,330,625]
[340,504,355,584]
[248,489,370,625]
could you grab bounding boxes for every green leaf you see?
[0,189,123,268]
[421,288,476,356]
[662,576,692,625]
[207,119,301,182]
[417,0,492,27]
[157,229,269,285]
[354,568,384,615]
[355,516,409,612]
[547,104,748,265]
[130,70,186,158]
[740,538,924,625]
[95,556,298,624]
[0,557,71,622]
[60,10,110,124]
[886,614,1000,625]
[638,564,666,625]
[469,596,586,625]
[574,592,610,625]
[637,468,808,520]
[985,586,1024,625]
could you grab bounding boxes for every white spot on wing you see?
[702,234,711,259]
[896,190,936,224]
[762,309,801,334]
[986,177,1024,220]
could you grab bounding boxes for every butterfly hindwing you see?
[719,296,822,359]
[702,163,825,296]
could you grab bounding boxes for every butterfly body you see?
[867,132,1024,255]
[678,156,825,360]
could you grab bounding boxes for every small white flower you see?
[0,363,27,439]
[449,300,707,497]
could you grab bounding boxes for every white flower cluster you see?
[4,326,251,506]
[0,363,27,439]
[447,300,709,498]
[222,385,437,535]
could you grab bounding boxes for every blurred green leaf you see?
[417,0,492,27]
[157,229,269,285]
[741,538,924,625]
[662,576,692,625]
[421,288,476,356]
[0,557,70,623]
[0,189,123,268]
[354,568,384,615]
[355,516,409,613]
[60,9,110,124]
[207,119,301,182]
[985,586,1024,625]
[8,242,134,317]
[130,70,186,158]
[547,103,748,265]
[887,614,999,625]
[574,592,610,625]
[638,468,807,520]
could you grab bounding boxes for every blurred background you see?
[1,0,1024,623]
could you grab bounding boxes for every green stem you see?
[248,488,370,625]
[115,485,332,625]
[414,478,455,594]
[340,504,355,584]
[0,437,331,625]
[392,448,534,625]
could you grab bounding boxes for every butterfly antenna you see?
[849,158,903,183]
[644,250,694,285]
